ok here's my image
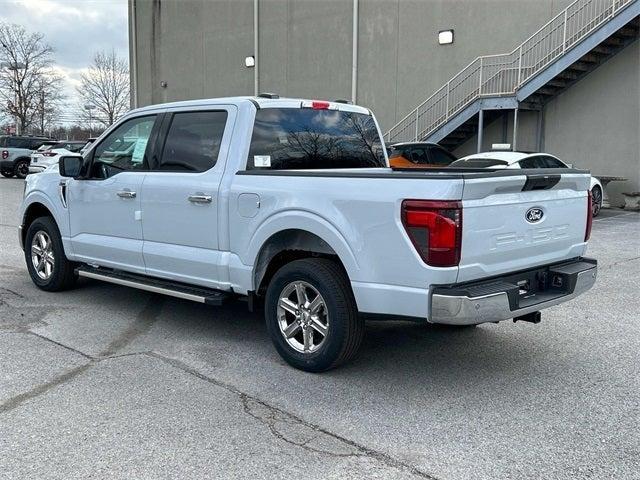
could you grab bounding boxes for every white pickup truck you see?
[18,96,597,371]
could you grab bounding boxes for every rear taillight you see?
[42,151,56,157]
[401,200,462,267]
[1,150,7,159]
[585,190,593,241]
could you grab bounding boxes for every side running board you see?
[76,266,230,306]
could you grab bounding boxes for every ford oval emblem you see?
[525,207,544,223]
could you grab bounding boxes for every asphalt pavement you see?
[1,176,638,479]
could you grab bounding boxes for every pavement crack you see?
[28,331,94,360]
[99,296,165,357]
[0,362,93,414]
[146,351,440,479]
[605,255,640,269]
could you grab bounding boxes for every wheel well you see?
[14,156,30,164]
[22,203,53,243]
[254,229,347,295]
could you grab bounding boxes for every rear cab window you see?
[247,107,386,170]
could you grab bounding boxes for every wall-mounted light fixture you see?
[245,56,255,68]
[438,30,454,45]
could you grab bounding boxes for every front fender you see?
[21,174,72,256]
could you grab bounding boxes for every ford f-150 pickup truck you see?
[18,96,597,371]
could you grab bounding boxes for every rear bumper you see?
[430,258,597,325]
[1,160,14,171]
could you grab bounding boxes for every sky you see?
[0,0,128,124]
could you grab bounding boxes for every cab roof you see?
[133,96,371,116]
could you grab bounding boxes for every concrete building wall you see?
[544,41,640,204]
[130,0,576,130]
[129,0,639,203]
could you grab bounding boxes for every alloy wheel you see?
[592,188,602,217]
[16,161,29,178]
[277,281,329,353]
[31,231,55,280]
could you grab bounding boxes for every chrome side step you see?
[76,266,230,306]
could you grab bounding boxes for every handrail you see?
[385,0,635,143]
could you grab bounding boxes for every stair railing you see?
[385,0,634,144]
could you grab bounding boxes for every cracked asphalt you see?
[1,176,639,479]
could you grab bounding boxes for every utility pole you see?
[84,104,95,137]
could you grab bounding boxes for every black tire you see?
[591,186,602,218]
[24,216,77,291]
[14,158,30,179]
[265,258,363,372]
[1,170,14,178]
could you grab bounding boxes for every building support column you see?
[502,111,508,143]
[128,0,138,108]
[253,0,259,96]
[536,108,545,152]
[512,107,519,151]
[351,0,358,103]
[477,109,484,153]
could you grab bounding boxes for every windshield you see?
[247,107,386,170]
[449,158,510,168]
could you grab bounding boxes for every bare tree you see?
[0,23,56,134]
[77,50,129,127]
[34,71,64,135]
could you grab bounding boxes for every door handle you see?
[188,194,213,204]
[116,190,136,198]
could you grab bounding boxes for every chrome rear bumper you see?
[430,258,597,325]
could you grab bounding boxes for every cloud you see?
[1,0,128,122]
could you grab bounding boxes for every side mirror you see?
[59,156,83,178]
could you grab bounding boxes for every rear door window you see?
[538,155,567,168]
[155,111,228,172]
[519,156,547,169]
[247,107,385,170]
[7,137,30,148]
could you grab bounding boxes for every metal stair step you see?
[76,266,231,306]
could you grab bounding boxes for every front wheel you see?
[264,258,363,372]
[24,216,77,291]
[591,186,602,217]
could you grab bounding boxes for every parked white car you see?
[450,151,604,216]
[18,96,597,371]
[29,141,86,174]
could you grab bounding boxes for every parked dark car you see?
[387,142,457,169]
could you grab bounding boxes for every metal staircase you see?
[385,0,640,151]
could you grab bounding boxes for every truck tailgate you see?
[458,171,591,283]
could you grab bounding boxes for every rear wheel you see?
[591,186,602,217]
[14,158,30,179]
[24,216,77,291]
[265,258,363,372]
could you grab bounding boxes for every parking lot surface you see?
[1,176,638,479]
